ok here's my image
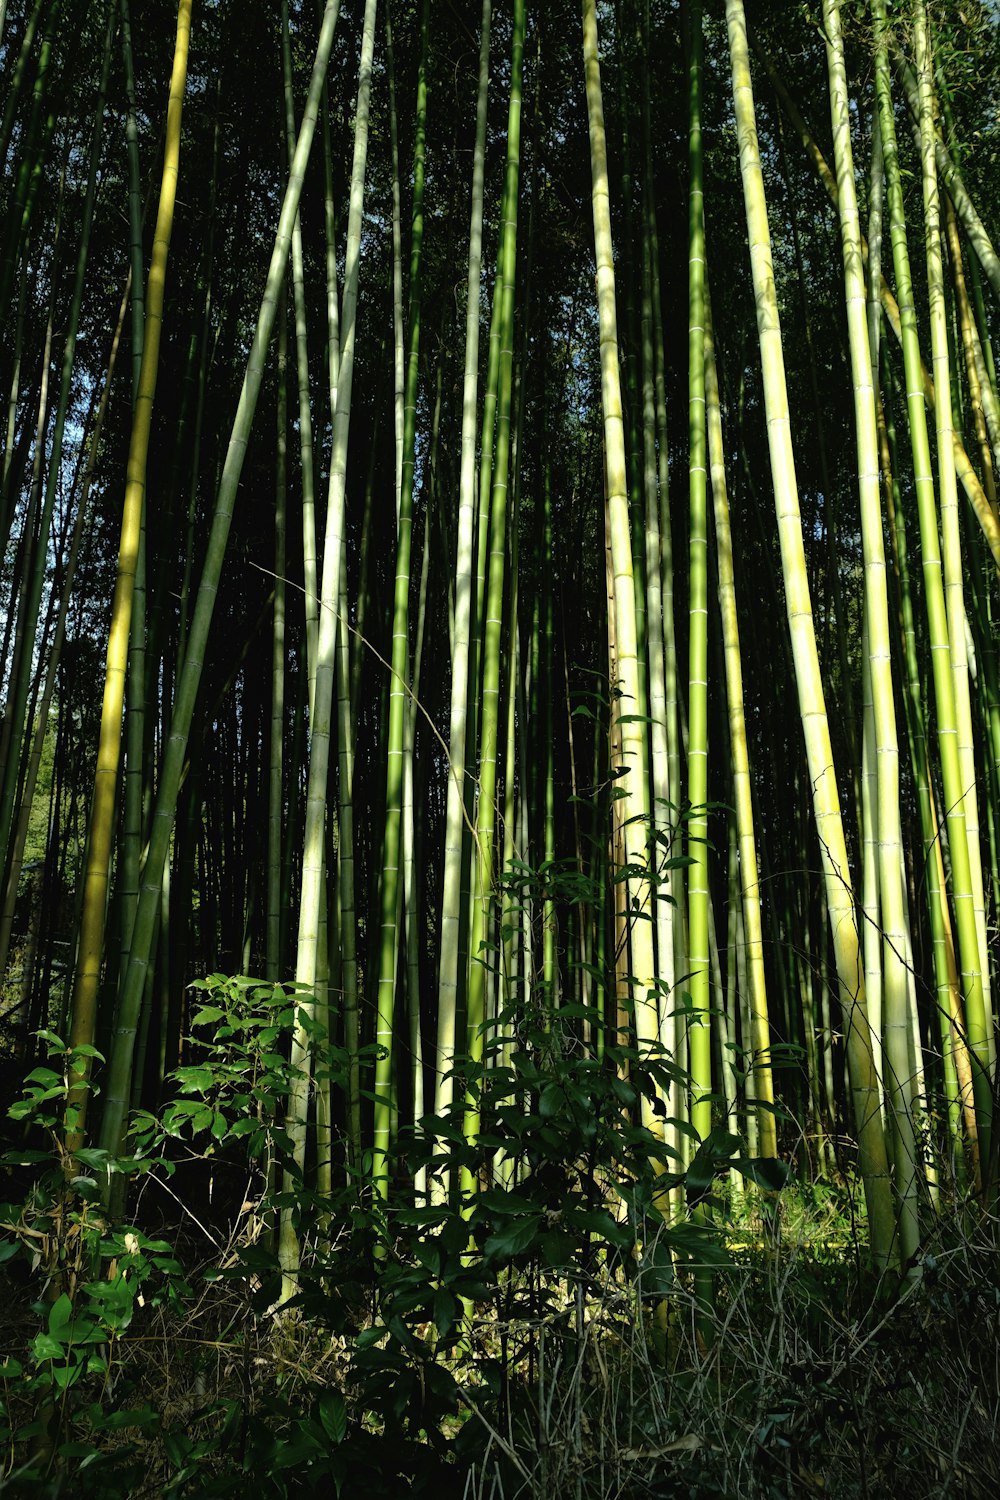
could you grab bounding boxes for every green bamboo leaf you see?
[433,1288,459,1339]
[73,1147,111,1170]
[476,1188,537,1215]
[734,1156,790,1192]
[48,1293,73,1338]
[23,1067,62,1088]
[33,1332,64,1361]
[189,1005,225,1026]
[318,1391,347,1445]
[484,1214,541,1261]
[35,1031,67,1052]
[174,1066,214,1093]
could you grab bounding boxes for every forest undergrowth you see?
[1,976,999,1499]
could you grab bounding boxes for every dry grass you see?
[460,1198,1000,1498]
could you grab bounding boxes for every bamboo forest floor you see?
[3,1169,1000,1499]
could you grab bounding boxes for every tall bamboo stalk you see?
[278,0,374,1296]
[582,0,659,1106]
[703,284,776,1159]
[462,0,525,1191]
[99,0,344,1190]
[686,0,711,1155]
[374,0,429,1204]
[913,0,993,1164]
[66,0,191,1153]
[724,0,895,1264]
[825,0,917,1262]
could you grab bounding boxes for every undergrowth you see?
[1,974,998,1498]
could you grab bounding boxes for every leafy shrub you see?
[0,976,785,1497]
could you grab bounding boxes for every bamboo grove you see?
[1,0,999,1281]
